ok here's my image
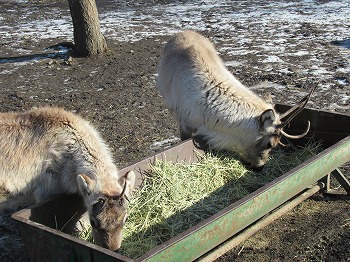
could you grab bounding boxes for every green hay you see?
[76,225,94,243]
[80,140,322,258]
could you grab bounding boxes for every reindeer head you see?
[77,171,135,251]
[244,86,316,170]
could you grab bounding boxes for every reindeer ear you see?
[260,109,276,129]
[119,171,136,199]
[77,174,95,196]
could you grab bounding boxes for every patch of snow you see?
[149,136,181,152]
[262,55,284,63]
[290,51,310,56]
[335,77,349,86]
[224,61,242,67]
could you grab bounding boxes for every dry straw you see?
[80,140,322,258]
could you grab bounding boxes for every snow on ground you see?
[149,136,181,152]
[0,0,349,146]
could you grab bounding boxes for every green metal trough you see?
[12,105,350,262]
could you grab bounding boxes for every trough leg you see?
[331,168,350,194]
[320,168,350,196]
[319,174,331,193]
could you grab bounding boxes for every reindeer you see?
[0,107,135,251]
[156,30,315,170]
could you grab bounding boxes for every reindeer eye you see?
[118,197,126,206]
[93,198,106,211]
[267,142,273,149]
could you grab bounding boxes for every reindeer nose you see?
[110,241,122,252]
[252,165,264,172]
[90,218,99,228]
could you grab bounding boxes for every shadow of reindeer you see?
[28,194,87,234]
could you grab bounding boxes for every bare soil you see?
[0,1,349,261]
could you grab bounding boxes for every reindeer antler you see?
[278,85,316,139]
[280,121,311,139]
[279,85,316,128]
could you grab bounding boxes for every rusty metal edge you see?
[136,135,350,262]
[11,207,134,262]
[197,183,324,262]
[118,139,202,189]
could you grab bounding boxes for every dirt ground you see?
[1,0,350,261]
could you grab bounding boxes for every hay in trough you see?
[79,140,322,258]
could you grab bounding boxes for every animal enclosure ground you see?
[0,0,349,261]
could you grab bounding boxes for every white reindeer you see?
[0,107,135,251]
[157,30,314,169]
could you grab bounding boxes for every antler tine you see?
[278,140,288,147]
[278,100,307,129]
[278,85,316,129]
[279,85,317,120]
[279,94,309,120]
[280,121,311,139]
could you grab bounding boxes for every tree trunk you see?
[68,0,107,57]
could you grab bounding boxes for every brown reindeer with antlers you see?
[0,107,135,251]
[156,30,315,170]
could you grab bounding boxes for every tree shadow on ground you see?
[0,42,73,65]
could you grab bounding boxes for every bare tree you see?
[68,0,107,57]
